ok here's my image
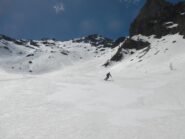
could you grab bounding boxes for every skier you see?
[104,72,112,81]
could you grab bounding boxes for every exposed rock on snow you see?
[73,34,114,48]
[1,0,185,139]
[104,38,150,66]
[1,34,185,139]
[0,34,114,74]
[130,0,185,38]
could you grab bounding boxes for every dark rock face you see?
[176,2,185,38]
[130,0,185,38]
[30,40,40,47]
[110,47,124,62]
[112,37,126,48]
[103,38,150,66]
[73,34,114,48]
[120,38,150,50]
[0,34,28,45]
[42,41,56,46]
[0,34,16,42]
[112,38,150,61]
[26,54,34,57]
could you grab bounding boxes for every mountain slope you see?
[0,33,185,139]
[1,0,185,138]
[0,34,115,74]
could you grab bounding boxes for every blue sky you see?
[0,0,183,40]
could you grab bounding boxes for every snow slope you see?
[0,34,185,139]
[0,37,113,74]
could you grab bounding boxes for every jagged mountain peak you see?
[73,34,114,48]
[1,0,185,74]
[0,34,16,41]
[0,33,116,74]
[144,0,172,14]
[130,0,185,38]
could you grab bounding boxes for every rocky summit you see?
[1,0,185,69]
[73,34,114,48]
[104,0,185,64]
[130,0,185,38]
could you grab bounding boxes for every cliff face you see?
[105,0,185,65]
[130,0,185,38]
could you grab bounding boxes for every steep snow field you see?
[0,34,185,139]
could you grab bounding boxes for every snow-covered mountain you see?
[1,0,185,75]
[130,0,185,37]
[106,0,185,66]
[1,33,185,139]
[0,34,116,74]
[1,0,185,139]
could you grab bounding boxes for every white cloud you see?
[54,3,65,14]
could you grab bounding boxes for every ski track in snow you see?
[0,34,185,139]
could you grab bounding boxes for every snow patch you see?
[167,24,178,29]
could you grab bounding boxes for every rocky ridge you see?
[107,0,185,64]
[130,0,185,38]
[1,0,185,71]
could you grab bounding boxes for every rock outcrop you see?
[103,38,150,66]
[130,0,185,38]
[73,34,114,48]
[104,0,185,66]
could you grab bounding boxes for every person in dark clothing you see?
[104,72,112,81]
